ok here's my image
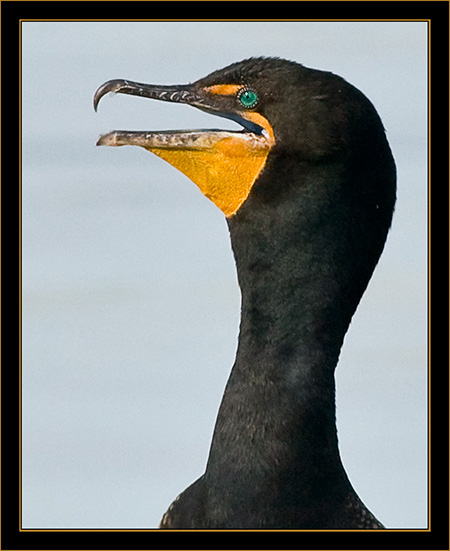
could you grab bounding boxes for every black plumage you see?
[94,57,396,529]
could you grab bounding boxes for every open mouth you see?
[94,79,269,149]
[93,78,274,217]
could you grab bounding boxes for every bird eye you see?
[237,88,259,109]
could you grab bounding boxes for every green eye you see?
[237,88,259,109]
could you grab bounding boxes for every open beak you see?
[93,78,274,217]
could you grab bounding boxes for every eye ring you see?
[237,87,259,109]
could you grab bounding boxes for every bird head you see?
[94,57,390,217]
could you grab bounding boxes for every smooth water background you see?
[21,21,428,529]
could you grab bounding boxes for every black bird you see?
[94,57,396,530]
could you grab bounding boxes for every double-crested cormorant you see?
[94,57,396,530]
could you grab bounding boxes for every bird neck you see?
[203,155,394,518]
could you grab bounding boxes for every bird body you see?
[94,57,396,529]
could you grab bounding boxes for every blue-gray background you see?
[22,21,428,529]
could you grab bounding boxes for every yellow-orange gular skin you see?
[150,114,274,217]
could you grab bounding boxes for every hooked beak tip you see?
[93,79,126,112]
